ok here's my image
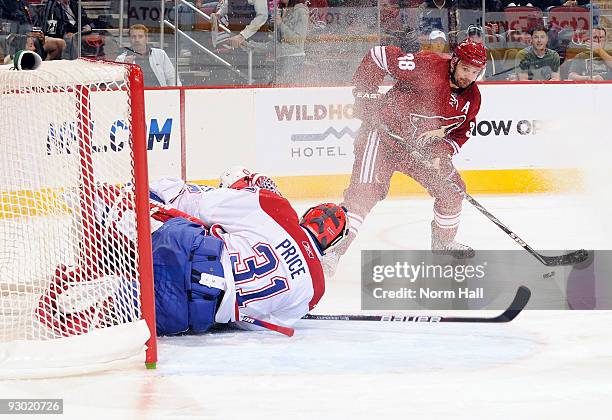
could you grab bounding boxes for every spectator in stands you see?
[1,0,65,59]
[567,27,612,81]
[0,0,32,34]
[546,1,593,60]
[515,25,560,80]
[38,0,93,38]
[466,24,482,42]
[427,30,447,57]
[465,24,500,80]
[115,24,181,87]
[38,0,95,59]
[275,0,308,85]
[211,0,269,48]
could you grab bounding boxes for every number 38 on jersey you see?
[398,54,416,71]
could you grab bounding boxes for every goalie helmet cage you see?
[0,59,157,378]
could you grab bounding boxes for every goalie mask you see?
[300,203,349,253]
[219,166,281,196]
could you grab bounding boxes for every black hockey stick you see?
[303,286,531,323]
[384,129,588,267]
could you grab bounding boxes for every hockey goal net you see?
[0,59,156,378]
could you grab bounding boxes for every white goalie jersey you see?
[149,177,326,329]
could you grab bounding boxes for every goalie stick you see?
[384,129,588,267]
[239,315,295,337]
[303,285,531,324]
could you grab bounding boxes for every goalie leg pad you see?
[152,218,225,335]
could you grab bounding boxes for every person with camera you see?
[37,0,95,59]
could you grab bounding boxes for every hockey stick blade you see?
[303,286,531,324]
[383,129,588,268]
[443,285,531,323]
[538,249,589,266]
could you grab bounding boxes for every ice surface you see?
[1,194,611,419]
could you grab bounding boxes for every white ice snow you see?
[2,193,611,419]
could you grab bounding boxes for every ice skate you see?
[431,220,475,259]
[431,238,475,259]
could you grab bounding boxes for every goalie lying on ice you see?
[42,169,349,336]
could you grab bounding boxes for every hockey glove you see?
[417,137,455,175]
[425,137,454,157]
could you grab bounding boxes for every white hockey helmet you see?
[219,166,282,196]
[219,166,252,188]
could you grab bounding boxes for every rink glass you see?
[6,0,601,86]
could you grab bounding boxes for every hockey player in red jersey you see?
[324,35,487,276]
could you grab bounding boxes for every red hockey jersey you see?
[352,46,482,155]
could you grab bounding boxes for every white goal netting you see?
[0,59,156,378]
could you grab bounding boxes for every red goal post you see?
[0,59,156,378]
